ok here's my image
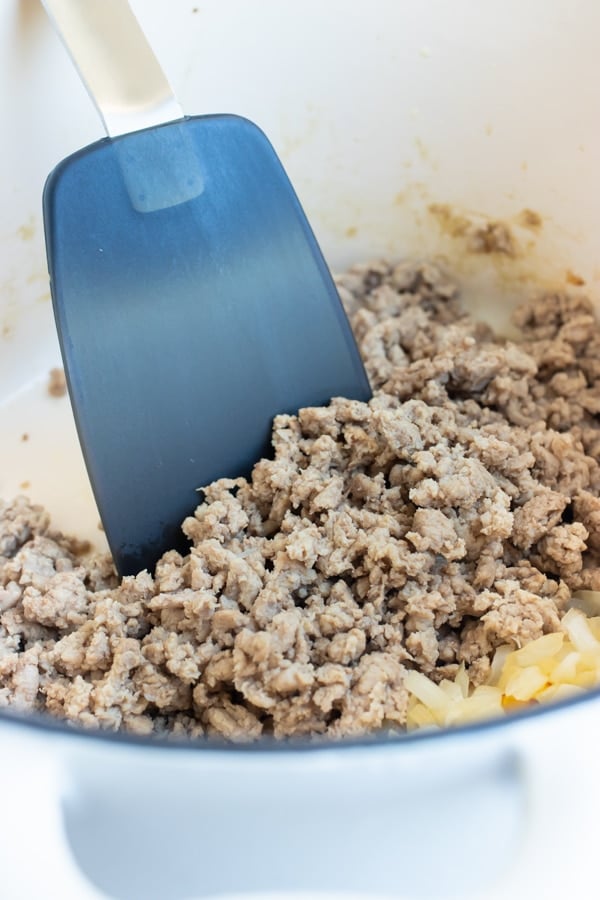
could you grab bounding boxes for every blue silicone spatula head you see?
[42,1,371,576]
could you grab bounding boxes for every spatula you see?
[41,0,371,576]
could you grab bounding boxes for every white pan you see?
[1,2,599,898]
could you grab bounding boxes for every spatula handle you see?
[41,0,184,138]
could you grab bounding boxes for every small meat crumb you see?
[1,258,600,742]
[47,367,66,398]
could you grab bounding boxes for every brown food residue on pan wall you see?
[427,203,534,257]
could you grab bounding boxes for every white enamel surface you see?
[1,1,600,897]
[2,698,600,899]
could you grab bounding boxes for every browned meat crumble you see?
[47,367,67,398]
[1,259,599,741]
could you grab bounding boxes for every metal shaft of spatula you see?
[42,0,183,137]
[42,0,204,211]
[42,1,371,577]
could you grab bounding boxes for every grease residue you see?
[17,217,35,242]
[566,269,586,286]
[413,138,438,171]
[278,105,321,159]
[27,271,48,285]
[518,208,542,230]
[428,203,518,257]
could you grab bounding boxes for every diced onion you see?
[504,665,547,701]
[561,608,600,654]
[404,670,448,712]
[548,651,579,684]
[404,605,600,731]
[438,679,464,703]
[455,663,469,699]
[512,632,564,666]
[487,644,513,686]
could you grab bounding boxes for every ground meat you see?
[1,259,599,741]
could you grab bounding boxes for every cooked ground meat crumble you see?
[1,259,600,740]
[47,367,67,398]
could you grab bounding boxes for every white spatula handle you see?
[41,0,184,138]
